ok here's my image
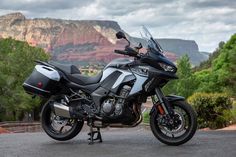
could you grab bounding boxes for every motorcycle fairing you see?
[91,67,136,106]
[104,58,133,69]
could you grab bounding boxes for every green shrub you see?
[230,101,236,123]
[143,111,150,124]
[188,92,232,129]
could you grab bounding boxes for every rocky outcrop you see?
[0,13,129,65]
[157,39,208,65]
[0,12,207,66]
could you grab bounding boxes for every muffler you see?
[53,102,86,119]
[53,102,71,118]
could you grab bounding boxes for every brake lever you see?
[134,43,143,51]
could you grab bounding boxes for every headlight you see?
[158,63,176,73]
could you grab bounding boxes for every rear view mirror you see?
[116,31,126,39]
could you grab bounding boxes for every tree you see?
[164,54,197,98]
[0,38,49,121]
[175,55,197,98]
[193,41,225,72]
[194,33,236,96]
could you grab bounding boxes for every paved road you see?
[0,127,236,157]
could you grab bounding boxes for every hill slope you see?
[193,34,236,95]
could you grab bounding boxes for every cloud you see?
[189,0,236,9]
[0,0,235,52]
[98,0,175,16]
[0,0,94,12]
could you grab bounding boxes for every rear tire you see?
[150,101,197,146]
[41,101,84,141]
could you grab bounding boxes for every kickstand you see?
[88,122,103,145]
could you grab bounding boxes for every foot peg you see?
[88,127,103,145]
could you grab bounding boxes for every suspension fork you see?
[151,88,175,116]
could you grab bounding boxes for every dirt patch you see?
[0,127,11,134]
[199,124,236,131]
[217,124,236,131]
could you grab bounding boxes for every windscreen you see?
[140,26,163,54]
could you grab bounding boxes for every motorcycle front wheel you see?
[150,101,197,146]
[41,101,84,141]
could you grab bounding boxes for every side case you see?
[23,65,61,97]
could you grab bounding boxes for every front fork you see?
[151,88,175,116]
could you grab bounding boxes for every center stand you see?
[87,119,103,145]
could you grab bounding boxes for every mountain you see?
[130,37,209,65]
[0,12,208,66]
[158,39,209,64]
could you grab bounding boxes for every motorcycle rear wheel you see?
[150,101,197,146]
[41,101,84,141]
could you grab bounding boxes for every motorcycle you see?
[23,26,197,145]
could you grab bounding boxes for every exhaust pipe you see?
[53,102,86,119]
[53,102,71,118]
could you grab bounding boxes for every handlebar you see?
[125,47,138,56]
[114,50,128,55]
[114,46,139,57]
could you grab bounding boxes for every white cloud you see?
[0,0,235,52]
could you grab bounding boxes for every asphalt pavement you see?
[0,126,236,157]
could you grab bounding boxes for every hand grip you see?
[114,50,127,55]
[125,47,138,57]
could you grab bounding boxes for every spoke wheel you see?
[150,101,197,146]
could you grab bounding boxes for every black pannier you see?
[23,65,61,97]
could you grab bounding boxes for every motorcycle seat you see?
[68,72,103,85]
[48,61,81,74]
[48,61,102,85]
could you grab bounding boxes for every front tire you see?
[41,101,84,141]
[150,101,197,146]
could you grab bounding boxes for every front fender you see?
[149,95,185,115]
[165,95,185,102]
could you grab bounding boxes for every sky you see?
[0,0,235,52]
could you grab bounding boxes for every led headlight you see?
[158,63,176,73]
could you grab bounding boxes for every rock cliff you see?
[0,12,208,66]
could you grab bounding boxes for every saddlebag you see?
[23,65,61,97]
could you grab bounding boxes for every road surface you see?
[0,127,236,157]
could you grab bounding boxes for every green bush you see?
[143,111,150,124]
[230,101,236,123]
[188,92,233,129]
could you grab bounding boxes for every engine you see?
[101,85,131,118]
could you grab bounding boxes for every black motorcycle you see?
[23,26,197,145]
